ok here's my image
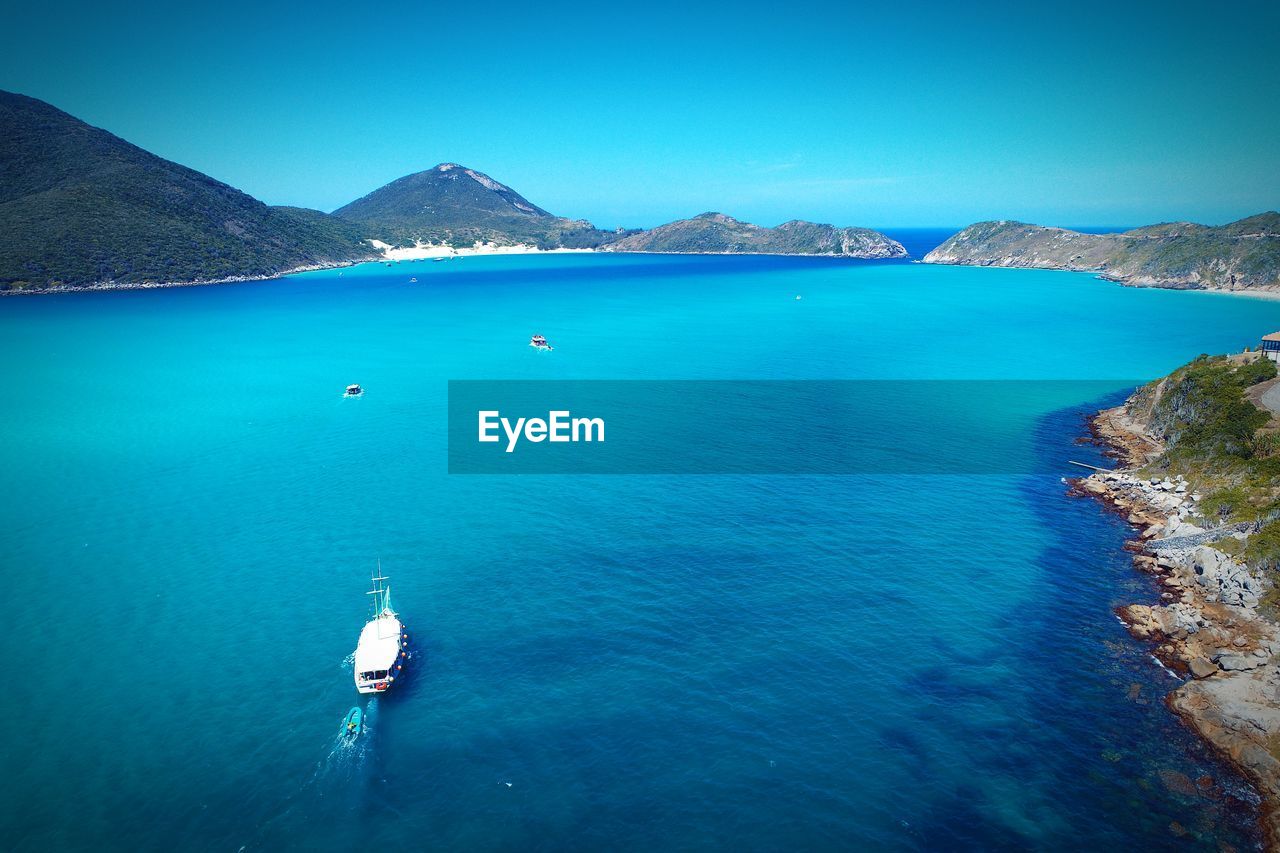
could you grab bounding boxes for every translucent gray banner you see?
[447,380,1136,474]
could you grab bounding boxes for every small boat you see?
[529,334,553,351]
[342,706,363,737]
[433,257,448,263]
[344,384,363,397]
[409,277,417,283]
[354,567,409,694]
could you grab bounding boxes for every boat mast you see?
[366,559,393,638]
[367,562,387,614]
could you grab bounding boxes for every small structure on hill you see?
[1262,332,1280,363]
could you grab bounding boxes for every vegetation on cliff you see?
[1124,352,1280,572]
[0,91,377,291]
[923,214,1280,291]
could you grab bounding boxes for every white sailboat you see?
[353,566,409,694]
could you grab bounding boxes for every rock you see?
[1163,603,1202,634]
[1189,657,1218,678]
[1123,604,1159,637]
[1159,768,1199,797]
[1234,636,1249,648]
[1188,545,1261,607]
[1213,653,1262,671]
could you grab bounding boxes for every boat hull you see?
[353,617,409,694]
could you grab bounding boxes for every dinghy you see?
[342,706,363,737]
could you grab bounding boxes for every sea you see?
[2,229,1278,850]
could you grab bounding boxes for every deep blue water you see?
[878,228,954,258]
[1,252,1277,850]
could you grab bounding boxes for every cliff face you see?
[923,214,1280,291]
[601,212,908,258]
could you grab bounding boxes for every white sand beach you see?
[367,239,594,261]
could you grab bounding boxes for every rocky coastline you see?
[1075,402,1280,848]
[0,260,372,296]
[923,213,1280,294]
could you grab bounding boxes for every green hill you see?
[923,214,1280,291]
[601,212,908,257]
[0,91,376,291]
[333,163,620,249]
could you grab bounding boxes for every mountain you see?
[334,170,906,258]
[333,163,620,249]
[923,214,1280,291]
[0,91,376,291]
[600,212,908,258]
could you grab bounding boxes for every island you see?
[924,215,1280,293]
[1074,346,1280,844]
[599,212,907,258]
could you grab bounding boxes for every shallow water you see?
[1,249,1277,850]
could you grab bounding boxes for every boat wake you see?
[254,699,381,845]
[314,697,379,785]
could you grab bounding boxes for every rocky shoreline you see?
[1076,404,1280,848]
[922,213,1280,294]
[1102,273,1280,298]
[0,260,372,296]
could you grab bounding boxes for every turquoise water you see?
[1,250,1278,850]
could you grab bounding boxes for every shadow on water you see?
[1015,391,1260,848]
[869,388,1263,850]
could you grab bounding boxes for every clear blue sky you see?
[2,0,1277,228]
